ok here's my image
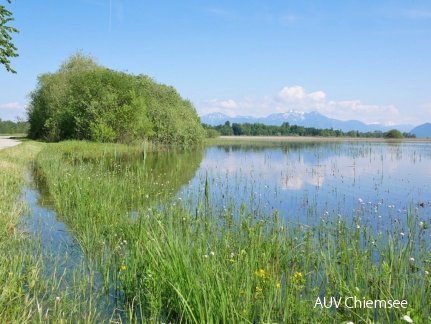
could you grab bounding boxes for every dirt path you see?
[0,136,22,150]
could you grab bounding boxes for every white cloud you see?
[325,101,400,125]
[0,102,22,109]
[0,102,27,121]
[196,85,409,125]
[219,99,238,109]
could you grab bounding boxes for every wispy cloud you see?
[197,86,407,126]
[404,9,431,19]
[0,102,22,110]
[0,102,27,121]
[205,7,237,19]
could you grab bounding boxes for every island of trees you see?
[203,121,415,139]
[26,53,205,146]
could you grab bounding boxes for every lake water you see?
[21,139,431,321]
[177,140,431,234]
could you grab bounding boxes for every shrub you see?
[27,52,205,146]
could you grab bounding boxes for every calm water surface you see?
[178,141,431,232]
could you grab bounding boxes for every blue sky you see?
[1,0,430,126]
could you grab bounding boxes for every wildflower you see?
[210,251,215,256]
[254,269,266,278]
[255,286,263,294]
[291,272,303,281]
[425,270,429,275]
[276,282,281,289]
[410,258,414,262]
[120,265,126,271]
[203,254,208,258]
[402,314,413,323]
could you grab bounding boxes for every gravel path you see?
[0,136,22,150]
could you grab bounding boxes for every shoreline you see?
[217,135,431,142]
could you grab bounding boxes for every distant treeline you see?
[0,119,28,134]
[203,121,416,138]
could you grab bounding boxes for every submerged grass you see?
[29,140,431,323]
[0,141,115,323]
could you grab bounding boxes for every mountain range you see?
[200,110,431,137]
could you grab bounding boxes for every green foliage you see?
[27,52,205,145]
[204,121,417,138]
[0,0,18,73]
[385,129,404,139]
[0,118,28,134]
[205,128,220,138]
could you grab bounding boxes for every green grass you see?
[28,140,431,323]
[1,140,430,322]
[0,141,114,323]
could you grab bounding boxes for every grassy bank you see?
[0,141,43,322]
[0,141,113,323]
[30,140,430,323]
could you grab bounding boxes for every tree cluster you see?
[27,53,205,145]
[203,121,416,139]
[0,118,28,134]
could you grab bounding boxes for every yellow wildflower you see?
[291,272,302,281]
[276,282,281,289]
[120,265,126,271]
[254,269,266,278]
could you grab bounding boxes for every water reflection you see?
[179,141,431,230]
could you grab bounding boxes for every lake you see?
[25,138,431,323]
[177,140,430,234]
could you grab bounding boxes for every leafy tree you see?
[27,52,205,145]
[384,129,403,139]
[1,0,18,73]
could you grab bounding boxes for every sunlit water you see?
[21,184,120,321]
[18,140,431,320]
[177,141,431,234]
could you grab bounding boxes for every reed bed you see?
[29,140,431,323]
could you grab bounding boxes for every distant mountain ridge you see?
[200,109,421,134]
[410,123,431,138]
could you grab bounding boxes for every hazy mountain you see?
[200,110,415,133]
[410,123,431,138]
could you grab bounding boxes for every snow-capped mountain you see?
[200,110,415,133]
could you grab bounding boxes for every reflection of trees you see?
[34,146,204,215]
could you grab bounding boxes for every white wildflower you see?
[402,314,413,323]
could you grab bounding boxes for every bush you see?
[206,129,220,138]
[27,52,205,146]
[384,129,403,139]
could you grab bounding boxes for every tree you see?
[384,129,403,139]
[1,0,19,73]
[27,52,205,145]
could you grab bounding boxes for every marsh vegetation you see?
[1,139,430,323]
